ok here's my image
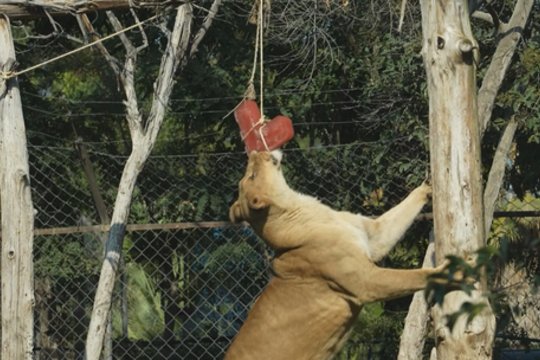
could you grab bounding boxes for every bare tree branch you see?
[106,11,137,53]
[105,10,146,138]
[130,8,149,52]
[76,13,91,42]
[483,117,518,235]
[478,0,534,138]
[189,0,222,60]
[420,0,496,357]
[472,2,502,32]
[78,12,143,137]
[146,4,193,144]
[472,11,495,25]
[398,0,408,32]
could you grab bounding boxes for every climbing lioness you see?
[226,151,442,360]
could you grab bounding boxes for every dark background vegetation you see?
[6,0,539,358]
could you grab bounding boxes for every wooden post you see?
[0,16,35,360]
[419,1,496,358]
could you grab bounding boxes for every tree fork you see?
[83,3,211,358]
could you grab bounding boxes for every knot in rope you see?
[0,71,15,80]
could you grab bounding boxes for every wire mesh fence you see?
[34,226,267,359]
[13,139,540,358]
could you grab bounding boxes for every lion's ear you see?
[246,190,270,210]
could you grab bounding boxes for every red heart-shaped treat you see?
[257,115,294,151]
[234,100,262,152]
[234,100,294,152]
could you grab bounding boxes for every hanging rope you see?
[224,0,268,150]
[245,4,260,100]
[257,0,264,117]
[255,0,270,151]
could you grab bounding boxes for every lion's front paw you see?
[414,181,432,202]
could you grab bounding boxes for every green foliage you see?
[35,236,100,279]
[427,256,477,307]
[445,301,489,333]
[482,4,540,196]
[424,245,503,333]
[489,193,540,256]
[338,302,407,359]
[112,262,165,340]
[427,244,503,304]
[50,70,104,100]
[204,242,262,279]
[425,206,539,335]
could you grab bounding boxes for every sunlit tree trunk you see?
[84,6,194,358]
[420,0,496,358]
[399,0,534,357]
[85,1,222,358]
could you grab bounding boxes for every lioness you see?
[226,151,442,360]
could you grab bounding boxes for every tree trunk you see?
[86,146,151,359]
[397,241,435,360]
[85,4,207,358]
[0,17,35,360]
[419,0,496,359]
[400,0,533,357]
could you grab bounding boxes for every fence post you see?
[0,16,35,360]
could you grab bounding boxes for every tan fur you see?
[226,151,442,360]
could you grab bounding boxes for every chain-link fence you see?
[13,139,540,359]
